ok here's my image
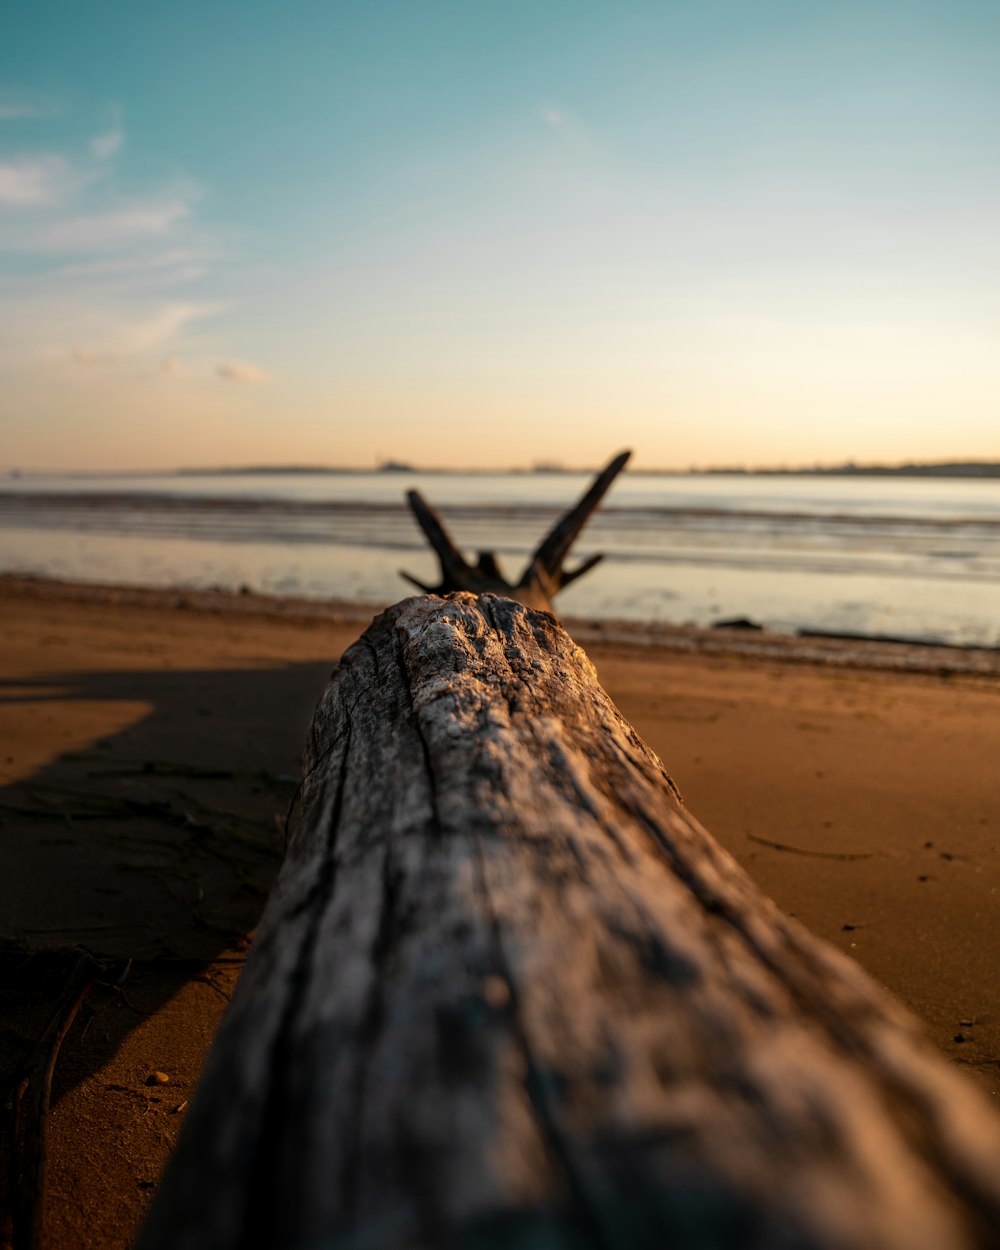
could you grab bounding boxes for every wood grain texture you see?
[136,594,1000,1250]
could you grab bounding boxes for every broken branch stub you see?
[400,449,631,613]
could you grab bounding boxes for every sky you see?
[1,0,999,472]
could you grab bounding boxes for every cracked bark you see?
[137,594,1000,1250]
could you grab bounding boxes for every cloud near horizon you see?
[61,302,223,368]
[216,360,269,385]
[124,302,222,353]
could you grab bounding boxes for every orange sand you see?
[1,577,998,1249]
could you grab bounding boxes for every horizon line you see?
[3,457,1000,479]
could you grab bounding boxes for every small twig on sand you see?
[194,973,232,1003]
[7,952,104,1250]
[747,833,877,861]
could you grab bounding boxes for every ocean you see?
[2,469,999,647]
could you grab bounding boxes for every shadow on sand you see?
[0,655,342,1246]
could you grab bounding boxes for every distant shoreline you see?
[4,460,1000,480]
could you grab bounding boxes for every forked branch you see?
[400,450,631,613]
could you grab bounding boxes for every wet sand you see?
[2,575,999,1249]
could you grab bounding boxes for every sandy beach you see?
[2,574,999,1250]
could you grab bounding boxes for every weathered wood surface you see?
[138,594,1000,1250]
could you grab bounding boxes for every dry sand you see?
[2,575,999,1249]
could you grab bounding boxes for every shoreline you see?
[4,572,999,678]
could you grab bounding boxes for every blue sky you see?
[2,1,999,470]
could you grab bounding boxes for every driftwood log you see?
[137,593,1000,1250]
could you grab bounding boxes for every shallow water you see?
[2,471,999,646]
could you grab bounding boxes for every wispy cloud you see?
[0,97,255,393]
[0,91,58,120]
[0,98,193,251]
[216,360,268,385]
[91,128,124,160]
[6,301,221,374]
[538,103,593,151]
[34,194,193,251]
[540,103,583,131]
[48,246,214,286]
[0,156,75,206]
[121,302,221,353]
